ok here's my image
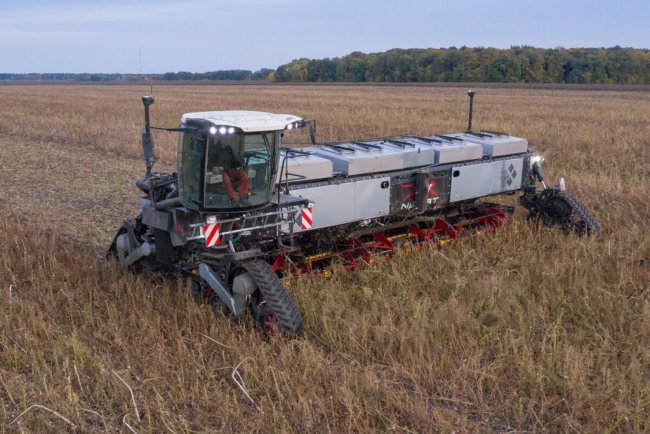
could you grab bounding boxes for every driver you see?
[211,136,250,203]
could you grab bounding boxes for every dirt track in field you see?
[1,138,152,247]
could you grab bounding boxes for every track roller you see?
[524,188,600,237]
[242,260,303,336]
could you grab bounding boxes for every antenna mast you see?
[142,96,155,177]
[466,89,476,132]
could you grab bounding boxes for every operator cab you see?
[176,111,304,212]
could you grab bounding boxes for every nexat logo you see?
[399,179,439,209]
[426,179,439,203]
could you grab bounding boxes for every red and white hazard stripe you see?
[301,206,313,230]
[204,223,221,247]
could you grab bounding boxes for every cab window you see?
[203,132,278,209]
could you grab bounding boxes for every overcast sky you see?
[1,0,648,73]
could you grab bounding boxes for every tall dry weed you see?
[0,84,648,432]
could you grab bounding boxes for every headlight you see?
[285,121,303,130]
[530,155,544,166]
[211,126,236,135]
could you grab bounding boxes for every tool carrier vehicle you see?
[109,91,599,336]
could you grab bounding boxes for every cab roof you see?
[181,110,303,133]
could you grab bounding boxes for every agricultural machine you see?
[108,91,599,335]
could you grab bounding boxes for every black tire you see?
[242,259,303,337]
[540,190,600,237]
[106,215,160,274]
[106,226,126,261]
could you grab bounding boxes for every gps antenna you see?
[466,89,476,132]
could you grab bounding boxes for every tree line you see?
[0,69,273,82]
[2,47,648,84]
[273,47,650,84]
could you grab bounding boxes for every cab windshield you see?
[203,132,278,209]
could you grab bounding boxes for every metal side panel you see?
[275,149,334,184]
[142,206,172,231]
[354,177,391,220]
[433,142,483,164]
[451,133,529,157]
[290,182,356,229]
[449,157,523,202]
[289,177,391,231]
[376,142,437,168]
[312,147,405,176]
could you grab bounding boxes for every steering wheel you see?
[244,151,271,164]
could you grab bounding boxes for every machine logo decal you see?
[506,163,518,186]
[400,180,438,202]
[400,182,416,201]
[427,180,438,197]
[204,223,221,247]
[301,206,313,230]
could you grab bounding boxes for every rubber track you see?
[556,191,600,237]
[242,259,304,336]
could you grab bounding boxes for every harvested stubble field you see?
[0,84,648,433]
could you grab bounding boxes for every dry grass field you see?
[0,84,648,433]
